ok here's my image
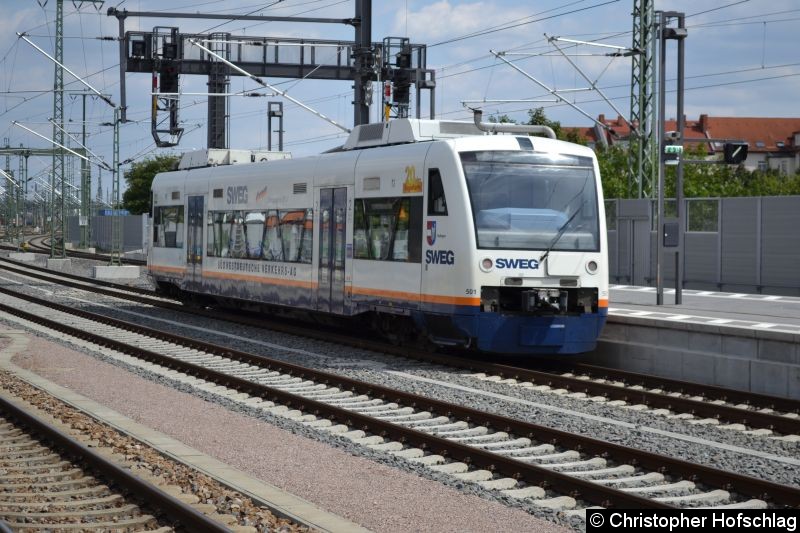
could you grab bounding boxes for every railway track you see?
[0,284,797,516]
[0,391,228,531]
[13,236,146,266]
[0,253,798,439]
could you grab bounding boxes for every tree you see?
[527,107,586,144]
[527,107,563,139]
[122,155,179,215]
[595,144,629,199]
[524,107,800,199]
[488,113,515,124]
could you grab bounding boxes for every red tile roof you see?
[566,114,800,154]
[697,116,800,153]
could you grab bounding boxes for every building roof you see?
[697,116,800,153]
[565,114,800,154]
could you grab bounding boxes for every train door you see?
[186,195,204,284]
[317,187,347,314]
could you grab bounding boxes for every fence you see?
[66,215,147,253]
[607,196,800,295]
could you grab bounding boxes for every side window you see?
[208,211,231,257]
[279,209,306,262]
[427,169,448,216]
[153,206,184,248]
[353,197,422,263]
[300,209,313,264]
[354,200,369,259]
[244,211,265,259]
[262,210,283,261]
[228,211,247,259]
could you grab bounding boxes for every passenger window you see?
[354,200,369,259]
[228,211,247,259]
[353,197,422,263]
[262,210,283,261]
[205,208,313,264]
[207,211,233,257]
[279,209,310,263]
[427,169,448,216]
[244,211,265,259]
[153,206,184,248]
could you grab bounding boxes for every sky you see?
[0,0,798,199]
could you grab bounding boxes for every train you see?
[148,117,608,355]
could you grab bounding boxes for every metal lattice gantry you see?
[629,0,657,198]
[2,139,16,245]
[108,1,436,148]
[36,0,105,258]
[0,145,85,248]
[51,0,65,258]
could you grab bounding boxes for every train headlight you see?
[480,258,493,272]
[586,260,598,274]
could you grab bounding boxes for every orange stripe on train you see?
[351,286,481,307]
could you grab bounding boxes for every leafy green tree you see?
[594,144,629,199]
[488,113,515,124]
[527,107,563,139]
[527,107,586,144]
[122,155,179,215]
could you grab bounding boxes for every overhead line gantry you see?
[107,1,436,149]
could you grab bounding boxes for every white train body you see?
[149,119,608,354]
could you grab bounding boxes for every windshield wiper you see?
[539,207,581,264]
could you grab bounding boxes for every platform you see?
[581,285,800,400]
[609,285,800,332]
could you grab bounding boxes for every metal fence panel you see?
[607,229,618,280]
[720,198,758,286]
[761,197,800,291]
[67,215,145,252]
[684,233,718,286]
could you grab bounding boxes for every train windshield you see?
[461,150,599,252]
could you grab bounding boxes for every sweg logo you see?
[496,258,539,269]
[425,250,455,265]
[227,186,248,204]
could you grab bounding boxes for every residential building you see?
[566,114,800,174]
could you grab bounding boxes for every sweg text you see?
[426,250,455,265]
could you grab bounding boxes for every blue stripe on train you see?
[177,275,607,355]
[413,300,608,355]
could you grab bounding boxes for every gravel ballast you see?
[9,333,569,533]
[2,254,798,517]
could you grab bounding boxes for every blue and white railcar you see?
[149,119,608,355]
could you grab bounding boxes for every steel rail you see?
[559,361,800,414]
[411,353,800,435]
[2,286,799,508]
[0,395,230,532]
[0,254,796,434]
[16,238,146,266]
[0,256,157,297]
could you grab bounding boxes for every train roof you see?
[340,119,596,159]
[340,119,483,150]
[153,119,596,189]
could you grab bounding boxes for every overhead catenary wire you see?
[428,0,620,48]
[4,0,797,179]
[12,121,112,172]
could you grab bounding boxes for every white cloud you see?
[392,1,536,44]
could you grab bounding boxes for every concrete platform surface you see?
[46,258,71,270]
[92,265,140,279]
[610,285,800,332]
[586,285,800,399]
[8,252,35,261]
